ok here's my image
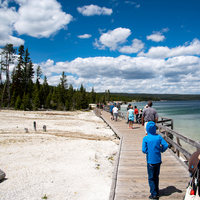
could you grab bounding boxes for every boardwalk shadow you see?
[159,186,183,197]
[132,127,140,129]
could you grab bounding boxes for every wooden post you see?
[43,125,46,132]
[197,141,200,151]
[171,119,174,130]
[33,121,36,131]
[176,137,181,158]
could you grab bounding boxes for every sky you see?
[1,0,200,94]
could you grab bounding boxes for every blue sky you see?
[1,0,200,94]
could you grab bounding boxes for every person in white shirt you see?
[112,104,118,122]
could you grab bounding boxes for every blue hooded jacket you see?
[142,121,168,164]
[110,104,114,113]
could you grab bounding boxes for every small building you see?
[89,104,97,109]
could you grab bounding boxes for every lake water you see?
[120,101,200,143]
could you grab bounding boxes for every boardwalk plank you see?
[100,110,190,200]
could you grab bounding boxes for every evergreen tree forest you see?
[0,44,106,111]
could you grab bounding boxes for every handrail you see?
[157,116,174,130]
[156,123,200,168]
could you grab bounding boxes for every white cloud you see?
[14,0,73,38]
[0,0,73,45]
[0,4,24,46]
[135,4,140,8]
[125,1,136,5]
[77,4,113,16]
[147,28,169,42]
[162,28,169,32]
[38,54,200,94]
[94,27,131,51]
[147,33,165,42]
[0,36,24,47]
[139,38,200,58]
[119,39,144,54]
[77,34,92,39]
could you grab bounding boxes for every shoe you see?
[149,196,159,200]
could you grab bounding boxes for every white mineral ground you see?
[0,110,119,200]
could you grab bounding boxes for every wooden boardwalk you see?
[100,110,190,200]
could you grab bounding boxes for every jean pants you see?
[136,114,139,122]
[147,162,161,197]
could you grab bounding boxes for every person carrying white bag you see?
[185,151,200,200]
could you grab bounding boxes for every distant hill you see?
[98,93,200,102]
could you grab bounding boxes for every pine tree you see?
[21,93,31,111]
[32,65,42,108]
[1,44,16,108]
[23,48,31,94]
[33,91,40,110]
[58,71,68,106]
[26,61,34,98]
[75,89,81,110]
[107,90,110,102]
[80,86,88,109]
[11,45,24,103]
[90,87,96,103]
[66,84,74,110]
[45,92,52,109]
[51,88,59,110]
[0,51,3,86]
[15,95,22,110]
[36,65,42,90]
[42,76,49,108]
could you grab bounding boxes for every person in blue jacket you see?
[142,121,168,200]
[110,103,114,120]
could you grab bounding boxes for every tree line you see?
[0,44,108,111]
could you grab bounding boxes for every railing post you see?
[197,141,200,151]
[171,119,173,130]
[176,137,181,157]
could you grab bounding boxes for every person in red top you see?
[134,106,139,123]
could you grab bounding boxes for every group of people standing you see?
[126,104,141,129]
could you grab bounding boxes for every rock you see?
[0,169,6,180]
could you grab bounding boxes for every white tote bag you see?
[184,186,200,200]
[185,169,200,200]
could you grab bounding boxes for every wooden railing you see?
[156,119,200,168]
[157,116,173,130]
[103,105,110,112]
